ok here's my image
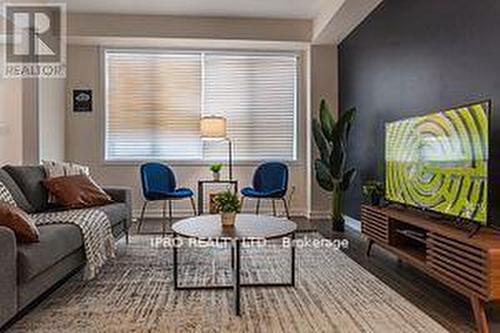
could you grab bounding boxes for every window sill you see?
[100,159,304,167]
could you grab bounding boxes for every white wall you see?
[1,3,381,219]
[307,45,339,219]
[60,13,339,218]
[39,78,66,161]
[312,0,383,44]
[65,44,309,217]
[68,13,311,42]
[0,46,23,165]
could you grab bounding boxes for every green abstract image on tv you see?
[385,102,488,224]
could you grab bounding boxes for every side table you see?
[197,180,238,215]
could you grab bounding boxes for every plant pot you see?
[221,212,236,227]
[331,188,345,232]
[370,195,381,206]
[332,216,345,232]
[213,172,220,181]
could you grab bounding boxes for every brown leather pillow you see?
[0,203,39,242]
[43,174,113,209]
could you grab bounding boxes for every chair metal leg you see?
[240,196,245,213]
[137,201,148,233]
[282,198,290,219]
[256,198,261,215]
[190,197,197,216]
[272,200,277,216]
[162,200,167,236]
[169,200,173,226]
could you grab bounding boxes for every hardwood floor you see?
[314,218,500,333]
[134,216,500,332]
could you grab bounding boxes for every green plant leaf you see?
[329,137,345,179]
[312,119,330,161]
[337,107,356,143]
[320,99,335,140]
[340,168,357,191]
[210,163,223,173]
[213,191,241,213]
[314,159,334,192]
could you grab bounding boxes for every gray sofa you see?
[0,165,132,328]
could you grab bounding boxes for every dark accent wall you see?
[339,0,500,226]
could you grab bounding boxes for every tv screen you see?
[385,101,489,224]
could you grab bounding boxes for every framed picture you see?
[73,89,92,112]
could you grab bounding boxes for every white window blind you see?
[105,52,202,160]
[104,50,297,161]
[203,54,297,161]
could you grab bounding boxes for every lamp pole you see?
[228,138,233,181]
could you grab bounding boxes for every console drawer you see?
[361,206,389,244]
[428,233,488,298]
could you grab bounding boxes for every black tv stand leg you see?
[468,224,481,238]
[366,239,374,257]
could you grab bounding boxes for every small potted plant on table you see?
[362,181,384,206]
[210,163,223,181]
[213,190,241,227]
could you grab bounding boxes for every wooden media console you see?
[361,205,500,333]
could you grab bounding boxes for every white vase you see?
[221,212,236,226]
[213,172,220,181]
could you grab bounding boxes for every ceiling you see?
[45,0,325,19]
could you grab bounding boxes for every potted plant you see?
[210,163,223,181]
[312,99,357,232]
[213,191,241,227]
[362,181,384,206]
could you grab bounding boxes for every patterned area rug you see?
[9,233,448,332]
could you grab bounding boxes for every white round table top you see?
[171,214,297,240]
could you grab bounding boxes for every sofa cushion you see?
[98,203,128,228]
[17,224,82,282]
[44,203,127,228]
[3,165,48,213]
[0,169,34,212]
[18,249,85,310]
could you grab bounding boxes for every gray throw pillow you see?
[0,169,34,212]
[2,165,47,213]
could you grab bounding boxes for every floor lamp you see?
[200,116,233,180]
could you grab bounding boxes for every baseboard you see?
[132,207,362,230]
[344,215,361,232]
[307,211,331,220]
[132,208,307,219]
[305,211,361,232]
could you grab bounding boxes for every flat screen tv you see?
[385,101,489,225]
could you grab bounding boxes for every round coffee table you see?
[171,214,297,316]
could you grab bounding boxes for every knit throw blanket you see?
[32,208,115,280]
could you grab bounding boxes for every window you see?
[105,52,202,160]
[104,50,298,162]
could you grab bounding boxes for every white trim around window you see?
[100,47,302,165]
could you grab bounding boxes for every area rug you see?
[9,233,448,333]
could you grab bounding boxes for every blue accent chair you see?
[241,162,290,218]
[138,162,196,235]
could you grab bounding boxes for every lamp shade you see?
[200,116,227,139]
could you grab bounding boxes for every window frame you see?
[100,47,302,166]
